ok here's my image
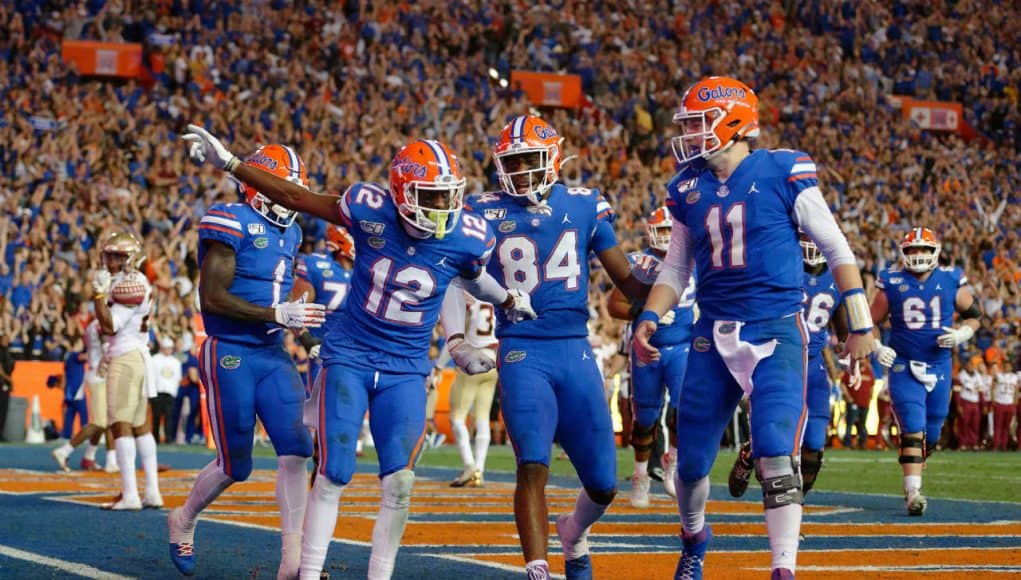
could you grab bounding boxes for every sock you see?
[451,418,473,469]
[634,460,648,475]
[368,470,414,580]
[525,559,550,579]
[279,532,302,580]
[135,433,160,498]
[355,438,364,454]
[676,476,710,535]
[115,436,139,501]
[84,442,98,461]
[904,474,922,495]
[106,448,119,469]
[760,459,801,572]
[300,476,344,580]
[58,441,74,455]
[473,418,490,473]
[180,460,234,527]
[570,489,608,532]
[276,456,309,534]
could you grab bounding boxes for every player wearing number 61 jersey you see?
[870,227,979,516]
[446,115,649,580]
[181,124,535,580]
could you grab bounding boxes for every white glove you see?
[273,295,326,329]
[504,288,537,323]
[937,325,974,349]
[876,341,897,368]
[92,270,111,296]
[448,337,496,375]
[658,308,676,326]
[182,124,240,172]
[308,344,321,359]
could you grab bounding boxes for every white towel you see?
[909,360,938,392]
[713,320,778,396]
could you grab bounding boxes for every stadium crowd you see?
[0,0,1018,447]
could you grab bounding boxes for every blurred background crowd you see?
[0,0,1018,446]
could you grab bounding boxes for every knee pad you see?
[229,458,254,482]
[631,423,657,453]
[898,433,926,464]
[800,447,824,493]
[755,456,803,509]
[381,469,415,510]
[312,473,345,502]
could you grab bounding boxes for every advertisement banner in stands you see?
[900,98,963,132]
[510,71,583,108]
[61,41,142,77]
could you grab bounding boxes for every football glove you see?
[308,344,321,359]
[876,341,897,368]
[448,338,496,375]
[273,295,326,329]
[658,308,676,326]
[182,124,240,172]
[937,325,974,349]
[504,288,537,324]
[91,270,111,296]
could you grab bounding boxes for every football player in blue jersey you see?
[632,77,877,580]
[183,125,535,580]
[870,227,979,516]
[442,114,649,580]
[167,144,327,578]
[607,207,696,507]
[728,232,850,499]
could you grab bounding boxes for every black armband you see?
[297,330,321,351]
[960,303,981,320]
[628,300,645,319]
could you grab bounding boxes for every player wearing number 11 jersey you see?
[451,115,648,580]
[181,124,535,580]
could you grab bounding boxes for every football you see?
[110,278,147,305]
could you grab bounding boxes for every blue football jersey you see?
[295,252,352,340]
[318,182,495,374]
[198,203,302,345]
[666,149,818,322]
[877,265,966,362]
[470,183,619,340]
[628,250,695,348]
[802,267,841,358]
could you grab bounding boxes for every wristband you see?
[636,310,660,326]
[225,155,240,172]
[842,288,873,334]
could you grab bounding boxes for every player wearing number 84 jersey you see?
[181,124,535,580]
[449,114,649,580]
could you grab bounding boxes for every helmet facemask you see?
[397,175,466,240]
[495,146,557,206]
[647,221,672,252]
[800,237,826,267]
[900,242,940,273]
[671,107,726,165]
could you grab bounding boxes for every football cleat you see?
[556,514,591,580]
[51,447,71,472]
[143,492,164,509]
[104,459,120,473]
[450,468,483,488]
[526,561,551,580]
[662,450,678,498]
[102,495,142,511]
[771,568,795,579]
[675,525,712,580]
[906,491,927,516]
[168,508,197,576]
[728,441,753,498]
[630,471,651,508]
[80,458,101,471]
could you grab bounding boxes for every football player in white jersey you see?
[51,320,118,472]
[440,289,498,488]
[92,230,163,510]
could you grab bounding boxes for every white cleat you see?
[906,491,927,516]
[51,447,71,472]
[630,471,651,508]
[662,450,677,498]
[143,492,164,509]
[102,495,142,511]
[104,460,120,473]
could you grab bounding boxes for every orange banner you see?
[900,98,963,131]
[61,40,142,77]
[510,71,583,108]
[11,361,65,435]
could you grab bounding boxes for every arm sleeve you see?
[439,280,467,341]
[458,270,510,307]
[654,217,695,298]
[793,187,856,268]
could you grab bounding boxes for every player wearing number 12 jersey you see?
[870,227,979,516]
[450,115,648,580]
[181,124,535,580]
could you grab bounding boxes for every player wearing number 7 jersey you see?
[448,115,649,580]
[182,124,535,580]
[168,144,325,578]
[632,76,877,580]
[870,227,979,516]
